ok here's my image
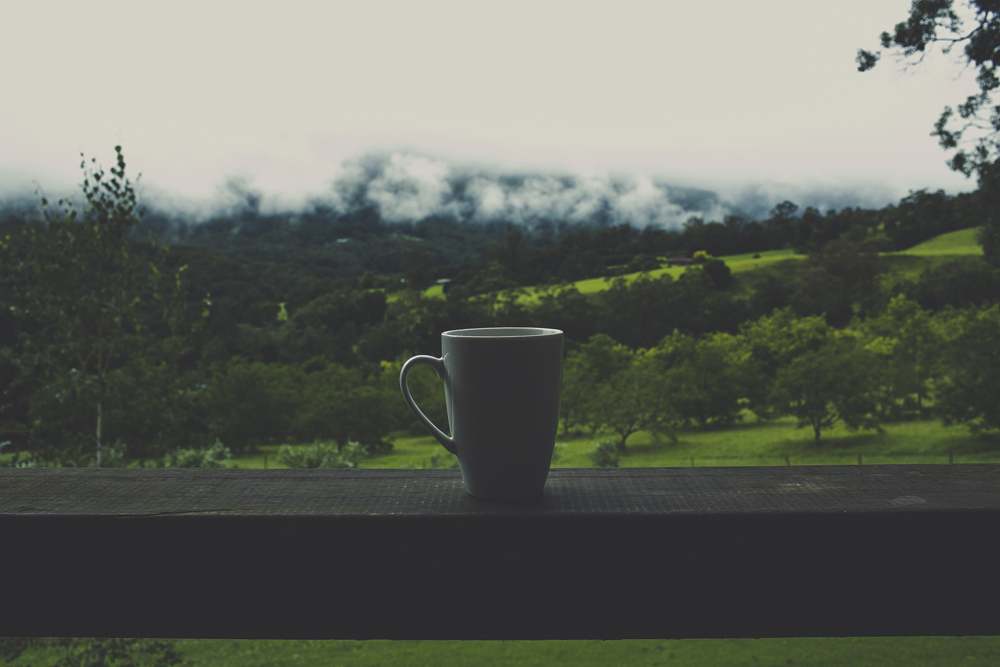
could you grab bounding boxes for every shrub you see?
[587,440,621,468]
[702,258,734,289]
[0,441,40,468]
[100,441,129,468]
[166,439,233,468]
[277,440,368,468]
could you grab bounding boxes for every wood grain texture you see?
[1,466,997,640]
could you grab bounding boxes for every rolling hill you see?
[406,227,985,302]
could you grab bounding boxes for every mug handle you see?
[400,355,457,455]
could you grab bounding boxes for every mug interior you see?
[443,327,561,338]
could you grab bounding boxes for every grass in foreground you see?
[8,636,1000,666]
[176,636,1000,667]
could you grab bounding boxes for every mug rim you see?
[442,327,563,338]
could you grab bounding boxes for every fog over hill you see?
[190,152,959,229]
[3,150,952,230]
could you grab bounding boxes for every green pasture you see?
[523,248,801,302]
[892,226,983,256]
[389,248,804,305]
[385,283,445,303]
[553,226,983,301]
[879,229,983,287]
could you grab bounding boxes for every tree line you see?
[1,170,988,300]
[444,189,986,294]
[562,298,1000,453]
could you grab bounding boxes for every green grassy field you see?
[385,283,445,302]
[388,248,804,304]
[387,227,983,305]
[878,228,983,288]
[555,226,984,301]
[519,225,983,304]
[892,227,983,256]
[524,226,985,303]
[9,632,1000,666]
[520,248,801,302]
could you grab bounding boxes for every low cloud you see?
[4,151,956,229]
[324,151,732,229]
[320,151,941,229]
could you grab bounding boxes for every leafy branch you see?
[858,0,1000,175]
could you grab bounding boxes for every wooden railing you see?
[2,465,998,639]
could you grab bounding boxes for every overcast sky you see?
[0,0,983,217]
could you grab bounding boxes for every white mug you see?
[400,327,563,500]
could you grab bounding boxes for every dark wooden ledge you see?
[2,465,999,639]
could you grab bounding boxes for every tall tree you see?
[934,304,1000,435]
[739,308,831,420]
[0,147,188,465]
[769,330,881,445]
[586,346,676,452]
[559,333,633,436]
[653,331,746,428]
[855,295,941,419]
